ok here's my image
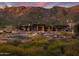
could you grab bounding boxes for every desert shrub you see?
[0,43,25,55]
[64,39,79,56]
[0,36,79,56]
[74,23,79,37]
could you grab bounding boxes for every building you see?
[52,25,70,32]
[16,23,74,33]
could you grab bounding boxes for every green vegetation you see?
[0,35,79,56]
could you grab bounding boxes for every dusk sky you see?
[0,2,79,8]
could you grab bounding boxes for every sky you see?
[0,2,79,8]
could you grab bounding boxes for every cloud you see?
[12,2,48,7]
[0,2,79,8]
[35,2,48,7]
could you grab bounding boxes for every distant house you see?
[0,30,4,33]
[0,39,7,43]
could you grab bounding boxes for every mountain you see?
[68,5,79,14]
[0,5,78,26]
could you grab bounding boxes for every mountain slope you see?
[0,5,78,26]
